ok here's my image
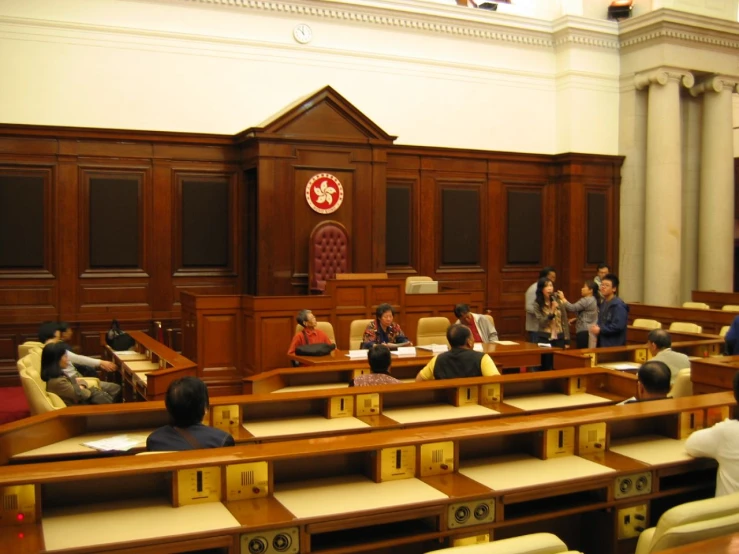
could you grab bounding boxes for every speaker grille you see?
[615,472,652,499]
[448,499,495,529]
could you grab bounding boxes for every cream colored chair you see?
[405,276,433,294]
[682,302,709,310]
[634,492,739,554]
[722,305,739,312]
[18,367,66,415]
[668,368,692,398]
[416,317,450,346]
[720,326,730,338]
[18,340,43,360]
[295,321,336,343]
[349,319,373,350]
[483,314,495,330]
[669,322,703,334]
[633,319,662,330]
[426,532,581,554]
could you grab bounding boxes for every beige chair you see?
[669,322,702,334]
[405,276,433,294]
[295,321,336,343]
[483,314,495,329]
[426,532,581,554]
[682,302,709,310]
[633,319,662,330]
[720,326,730,338]
[722,305,739,312]
[416,317,450,346]
[668,368,692,398]
[18,367,67,415]
[18,340,43,360]
[634,491,739,554]
[349,319,373,350]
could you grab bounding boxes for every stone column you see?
[690,75,739,292]
[680,95,701,302]
[634,68,694,306]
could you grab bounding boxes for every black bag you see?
[295,331,336,357]
[106,320,135,351]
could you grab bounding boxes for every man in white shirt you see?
[685,371,739,497]
[647,329,690,385]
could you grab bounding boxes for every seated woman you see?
[361,303,411,349]
[287,309,334,355]
[350,345,401,387]
[40,342,114,405]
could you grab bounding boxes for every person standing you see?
[590,273,629,347]
[558,281,600,349]
[533,277,569,369]
[525,267,556,343]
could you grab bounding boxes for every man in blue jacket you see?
[590,273,629,347]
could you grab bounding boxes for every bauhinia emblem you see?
[305,173,344,214]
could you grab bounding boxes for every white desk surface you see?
[115,353,149,361]
[460,453,615,491]
[383,403,499,424]
[273,383,349,393]
[609,435,692,465]
[12,430,153,459]
[274,475,447,519]
[243,416,370,438]
[42,498,240,551]
[502,393,612,411]
[124,361,160,372]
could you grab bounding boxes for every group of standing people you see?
[524,264,629,368]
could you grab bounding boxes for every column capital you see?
[689,75,739,97]
[634,68,695,91]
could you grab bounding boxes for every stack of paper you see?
[473,343,484,352]
[82,434,148,452]
[494,340,519,346]
[393,346,417,356]
[416,344,448,354]
[346,350,368,359]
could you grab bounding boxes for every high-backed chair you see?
[483,314,495,330]
[722,305,739,312]
[426,532,580,554]
[309,221,350,294]
[634,492,739,554]
[416,317,450,346]
[18,340,43,360]
[669,322,702,334]
[349,319,373,350]
[295,321,336,343]
[633,319,662,330]
[720,326,730,338]
[668,368,692,398]
[18,367,66,415]
[682,302,709,310]
[405,276,433,294]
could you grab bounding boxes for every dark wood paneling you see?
[0,174,45,269]
[441,187,480,267]
[181,177,229,268]
[88,175,140,268]
[506,188,542,265]
[586,191,607,264]
[386,184,413,267]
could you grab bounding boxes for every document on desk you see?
[346,350,368,359]
[392,346,417,357]
[598,362,641,371]
[82,434,148,452]
[416,344,448,354]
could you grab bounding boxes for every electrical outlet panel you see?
[632,348,647,363]
[352,368,370,379]
[448,499,495,529]
[380,445,416,481]
[679,409,704,439]
[578,422,606,455]
[326,396,354,418]
[456,386,479,407]
[355,393,380,417]
[614,472,652,499]
[175,467,221,506]
[226,462,269,501]
[480,383,501,405]
[452,533,490,546]
[212,404,240,430]
[617,504,648,539]
[706,406,729,428]
[0,485,36,526]
[541,427,575,458]
[568,376,587,394]
[420,441,454,476]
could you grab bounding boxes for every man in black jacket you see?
[416,325,499,381]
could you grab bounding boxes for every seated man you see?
[622,361,671,404]
[647,329,690,384]
[350,345,401,387]
[454,303,498,343]
[685,370,739,497]
[147,376,235,451]
[287,309,334,356]
[416,324,499,381]
[39,322,121,402]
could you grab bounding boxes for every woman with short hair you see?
[361,303,411,349]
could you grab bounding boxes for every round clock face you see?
[293,24,312,44]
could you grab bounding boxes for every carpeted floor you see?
[0,386,30,424]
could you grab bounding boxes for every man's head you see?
[447,324,473,349]
[600,273,619,301]
[454,304,473,325]
[58,322,73,343]
[296,309,317,329]
[636,361,671,400]
[596,263,610,281]
[647,329,671,355]
[165,376,210,427]
[539,266,556,283]
[38,321,60,344]
[367,344,392,374]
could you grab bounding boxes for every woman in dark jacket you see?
[533,278,570,369]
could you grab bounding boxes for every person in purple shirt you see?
[350,345,401,387]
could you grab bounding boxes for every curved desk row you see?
[0,393,732,554]
[0,367,637,465]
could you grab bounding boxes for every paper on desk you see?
[494,340,519,346]
[537,343,552,348]
[392,346,417,356]
[598,362,640,371]
[82,434,148,452]
[473,343,483,352]
[346,350,367,359]
[416,344,448,354]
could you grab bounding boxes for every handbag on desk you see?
[295,331,336,356]
[105,319,136,351]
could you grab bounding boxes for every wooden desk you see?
[627,325,722,346]
[0,393,731,554]
[689,355,739,394]
[628,304,734,335]
[289,342,553,371]
[102,330,197,401]
[657,532,739,553]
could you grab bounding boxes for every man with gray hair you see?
[287,309,334,355]
[647,329,690,385]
